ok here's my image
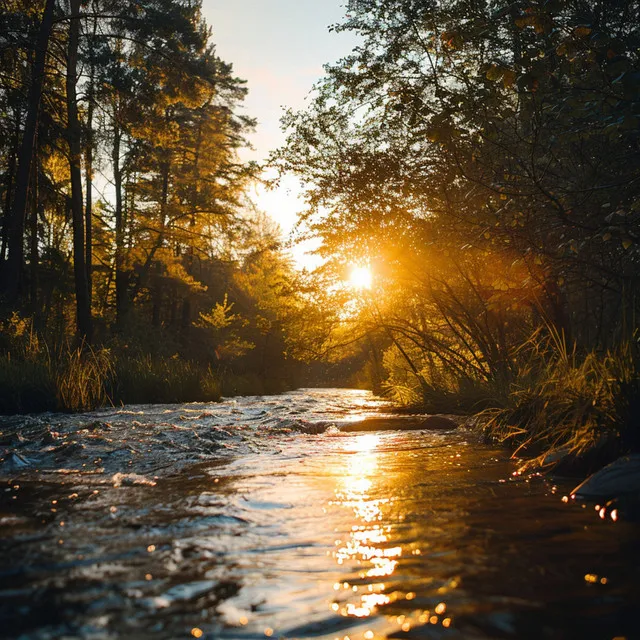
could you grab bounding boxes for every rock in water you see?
[571,454,640,500]
[341,415,458,432]
[1,451,35,472]
[112,472,157,488]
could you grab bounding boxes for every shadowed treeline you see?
[0,1,341,411]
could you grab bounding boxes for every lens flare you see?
[348,266,372,289]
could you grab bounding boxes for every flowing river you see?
[1,389,638,640]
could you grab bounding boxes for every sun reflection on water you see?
[331,434,400,622]
[329,433,456,636]
[351,434,381,452]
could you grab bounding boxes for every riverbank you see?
[0,346,304,415]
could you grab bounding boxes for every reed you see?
[55,344,114,412]
[112,355,222,404]
[0,311,225,412]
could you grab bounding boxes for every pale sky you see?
[201,1,360,263]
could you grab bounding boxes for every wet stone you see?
[572,454,640,500]
[341,415,459,433]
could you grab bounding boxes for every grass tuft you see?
[55,345,114,412]
[479,328,640,469]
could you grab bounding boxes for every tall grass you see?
[0,313,226,413]
[55,345,114,412]
[379,318,639,469]
[112,355,221,405]
[0,347,225,413]
[480,328,640,469]
[0,314,57,413]
[0,339,115,413]
[0,352,57,413]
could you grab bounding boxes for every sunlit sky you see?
[201,1,360,265]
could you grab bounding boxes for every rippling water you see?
[1,389,638,639]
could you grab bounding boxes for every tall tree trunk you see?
[66,0,92,341]
[0,114,20,265]
[113,122,128,328]
[29,152,39,312]
[131,160,170,301]
[152,262,163,328]
[84,11,98,306]
[85,71,95,306]
[2,0,56,299]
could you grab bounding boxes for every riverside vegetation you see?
[276,0,640,472]
[1,0,640,476]
[0,0,354,413]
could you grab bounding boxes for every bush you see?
[381,342,497,413]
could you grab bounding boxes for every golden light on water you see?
[328,433,456,634]
[348,265,373,290]
[331,433,402,622]
[352,434,380,453]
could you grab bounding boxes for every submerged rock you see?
[571,454,640,500]
[49,441,85,457]
[84,420,111,431]
[293,414,460,434]
[1,451,35,472]
[41,429,60,445]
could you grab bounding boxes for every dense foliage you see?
[279,0,640,460]
[0,0,319,411]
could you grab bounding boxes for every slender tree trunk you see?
[84,11,98,305]
[85,73,95,305]
[0,115,20,265]
[191,111,203,217]
[66,0,92,341]
[131,160,170,300]
[113,120,128,328]
[2,0,56,299]
[152,262,162,327]
[170,283,177,327]
[29,153,39,312]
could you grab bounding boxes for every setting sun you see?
[348,266,373,290]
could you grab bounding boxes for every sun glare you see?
[348,266,373,290]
